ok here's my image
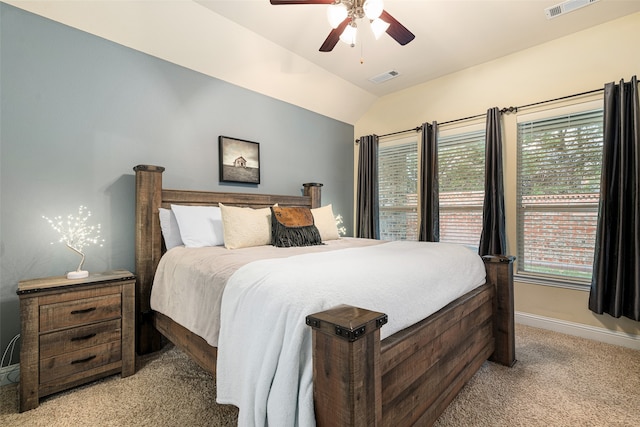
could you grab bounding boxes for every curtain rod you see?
[355,86,605,144]
[379,126,422,139]
[355,126,420,144]
[499,87,604,115]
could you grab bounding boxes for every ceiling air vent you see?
[545,0,599,19]
[369,70,400,84]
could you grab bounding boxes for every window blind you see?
[516,108,603,281]
[378,139,418,241]
[438,130,485,250]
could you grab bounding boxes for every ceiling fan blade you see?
[380,10,415,46]
[319,18,350,52]
[270,1,334,4]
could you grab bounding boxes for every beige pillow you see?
[219,203,272,249]
[311,204,340,241]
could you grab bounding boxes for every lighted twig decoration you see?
[43,206,105,279]
[335,214,347,237]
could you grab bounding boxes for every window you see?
[378,129,485,244]
[439,128,486,251]
[516,102,603,282]
[378,137,418,241]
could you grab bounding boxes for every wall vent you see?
[545,0,599,19]
[369,70,400,84]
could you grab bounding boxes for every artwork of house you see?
[234,156,247,168]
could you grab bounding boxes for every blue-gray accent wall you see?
[0,4,355,354]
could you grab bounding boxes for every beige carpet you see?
[1,325,638,426]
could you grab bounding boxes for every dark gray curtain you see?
[419,122,439,241]
[478,107,507,256]
[589,76,640,321]
[356,134,380,239]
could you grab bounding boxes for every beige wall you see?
[355,12,640,336]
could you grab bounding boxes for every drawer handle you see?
[70,307,96,315]
[71,333,97,342]
[71,355,97,364]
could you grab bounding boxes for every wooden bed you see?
[133,164,516,426]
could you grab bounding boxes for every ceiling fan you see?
[269,0,415,52]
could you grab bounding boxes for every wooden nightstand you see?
[17,270,136,412]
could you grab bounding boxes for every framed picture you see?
[219,136,261,184]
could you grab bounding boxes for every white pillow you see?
[311,204,340,241]
[158,208,184,250]
[170,204,224,248]
[219,203,272,249]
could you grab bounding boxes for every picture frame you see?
[218,136,260,184]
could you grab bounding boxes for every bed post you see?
[133,164,165,355]
[306,305,387,427]
[303,182,323,208]
[482,255,516,367]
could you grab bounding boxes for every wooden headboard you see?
[133,164,323,354]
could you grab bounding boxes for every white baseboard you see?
[0,364,20,387]
[516,311,640,350]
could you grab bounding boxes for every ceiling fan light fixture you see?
[363,0,384,20]
[370,17,390,39]
[339,23,357,46]
[274,0,413,53]
[327,3,348,29]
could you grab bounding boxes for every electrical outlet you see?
[0,364,20,387]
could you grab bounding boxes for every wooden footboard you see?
[306,256,515,427]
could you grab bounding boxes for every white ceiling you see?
[197,0,640,97]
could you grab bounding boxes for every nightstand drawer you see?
[40,319,122,359]
[40,341,122,384]
[40,293,121,332]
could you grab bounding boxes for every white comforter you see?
[215,240,486,427]
[151,238,380,347]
